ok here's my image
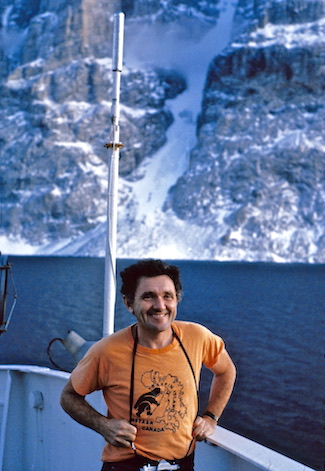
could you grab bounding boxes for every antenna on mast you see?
[103,12,125,337]
[53,13,125,364]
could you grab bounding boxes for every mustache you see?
[147,308,169,315]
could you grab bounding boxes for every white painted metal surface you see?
[0,365,105,471]
[0,365,316,471]
[195,426,315,471]
[103,11,125,337]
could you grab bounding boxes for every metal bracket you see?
[104,142,124,149]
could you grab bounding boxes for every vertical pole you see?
[103,12,125,337]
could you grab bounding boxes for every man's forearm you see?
[205,362,236,419]
[60,384,107,435]
[193,362,236,441]
[60,380,138,447]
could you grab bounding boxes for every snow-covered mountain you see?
[0,0,324,262]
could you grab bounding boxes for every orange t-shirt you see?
[70,320,224,462]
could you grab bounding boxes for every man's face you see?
[127,275,178,334]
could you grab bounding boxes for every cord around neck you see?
[129,324,199,458]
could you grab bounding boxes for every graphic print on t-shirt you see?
[132,369,187,433]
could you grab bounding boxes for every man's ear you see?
[123,295,134,314]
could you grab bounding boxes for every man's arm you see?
[60,378,137,447]
[193,349,236,440]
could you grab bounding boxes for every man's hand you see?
[97,417,137,447]
[192,415,215,441]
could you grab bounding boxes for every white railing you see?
[195,425,316,471]
[0,365,316,471]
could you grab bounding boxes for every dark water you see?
[0,257,324,471]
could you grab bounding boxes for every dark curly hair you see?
[120,259,182,303]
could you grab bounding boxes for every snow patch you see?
[247,17,325,48]
[0,236,43,256]
[123,0,237,224]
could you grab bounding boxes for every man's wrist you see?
[203,411,219,422]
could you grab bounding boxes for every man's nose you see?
[153,296,165,310]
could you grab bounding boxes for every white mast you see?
[103,12,125,337]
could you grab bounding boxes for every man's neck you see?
[136,325,174,349]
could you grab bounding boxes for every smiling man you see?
[124,274,178,345]
[60,259,236,471]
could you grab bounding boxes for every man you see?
[60,259,236,471]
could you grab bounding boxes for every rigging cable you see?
[46,337,70,372]
[0,254,17,335]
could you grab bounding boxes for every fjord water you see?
[0,257,323,470]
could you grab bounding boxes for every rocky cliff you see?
[168,0,325,262]
[0,0,186,244]
[0,0,324,262]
